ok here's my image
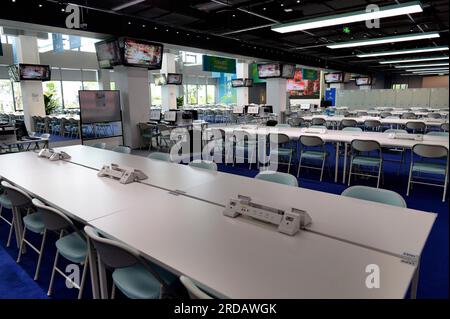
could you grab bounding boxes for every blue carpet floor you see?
[0,144,448,299]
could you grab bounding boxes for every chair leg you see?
[443,172,448,202]
[111,283,116,299]
[34,229,47,281]
[16,227,27,263]
[287,153,292,174]
[406,163,413,197]
[48,250,60,296]
[6,215,14,248]
[348,160,353,186]
[78,256,89,299]
[320,157,326,182]
[376,165,382,188]
[297,156,302,178]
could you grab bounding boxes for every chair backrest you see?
[412,144,448,159]
[426,131,449,137]
[32,198,78,232]
[364,120,381,128]
[342,127,362,132]
[112,145,131,154]
[92,142,107,149]
[351,139,381,153]
[405,121,426,131]
[384,129,407,134]
[180,276,212,299]
[380,112,392,118]
[341,186,407,208]
[401,112,416,119]
[269,133,290,145]
[255,171,298,187]
[341,119,358,128]
[266,120,278,127]
[428,113,442,119]
[441,123,449,132]
[1,181,32,208]
[357,112,368,117]
[148,152,172,162]
[188,160,218,171]
[311,118,326,126]
[299,135,324,147]
[288,118,304,127]
[275,123,291,128]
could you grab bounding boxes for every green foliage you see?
[43,82,59,115]
[176,96,184,107]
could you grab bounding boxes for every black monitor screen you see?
[95,39,122,69]
[18,64,51,81]
[325,72,344,83]
[123,38,163,69]
[258,64,281,78]
[79,90,122,124]
[355,77,372,86]
[244,79,253,87]
[167,73,183,85]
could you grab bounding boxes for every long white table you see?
[0,146,438,299]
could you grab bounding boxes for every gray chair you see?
[401,112,417,119]
[342,127,362,132]
[441,123,449,132]
[92,143,107,149]
[407,144,449,202]
[405,121,426,134]
[112,145,131,154]
[0,181,14,247]
[297,135,328,181]
[383,129,408,172]
[341,119,358,129]
[84,226,170,299]
[288,117,305,127]
[148,152,172,162]
[311,117,326,127]
[231,131,258,170]
[188,160,218,171]
[380,112,392,119]
[180,276,213,299]
[32,198,89,298]
[357,111,368,117]
[255,171,298,187]
[428,113,442,119]
[268,133,294,173]
[342,186,407,208]
[348,140,383,188]
[364,119,382,132]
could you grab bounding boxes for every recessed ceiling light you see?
[395,62,449,68]
[284,8,293,12]
[357,46,449,58]
[327,32,440,49]
[272,1,423,33]
[379,56,449,64]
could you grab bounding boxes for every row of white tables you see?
[0,145,438,298]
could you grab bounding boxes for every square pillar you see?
[266,78,287,116]
[161,52,177,111]
[236,62,249,106]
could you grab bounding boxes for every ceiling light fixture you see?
[327,32,440,49]
[272,1,423,33]
[395,62,449,68]
[357,46,449,58]
[379,56,449,64]
[112,0,146,11]
[405,67,449,72]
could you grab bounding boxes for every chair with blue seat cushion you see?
[112,145,131,154]
[180,276,213,299]
[427,131,449,137]
[32,198,89,298]
[188,160,218,171]
[1,181,46,280]
[342,186,406,208]
[255,171,298,187]
[268,133,294,173]
[348,139,383,188]
[407,144,448,202]
[84,226,173,299]
[405,121,426,134]
[148,152,172,162]
[297,135,329,181]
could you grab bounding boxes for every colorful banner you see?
[218,72,237,104]
[250,63,265,83]
[202,55,236,74]
[287,67,321,99]
[52,33,64,53]
[302,68,318,81]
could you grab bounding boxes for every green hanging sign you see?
[202,55,236,74]
[251,63,265,83]
[302,68,318,80]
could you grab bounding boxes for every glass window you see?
[0,80,14,113]
[187,85,198,104]
[62,81,82,109]
[110,82,116,90]
[207,85,215,104]
[392,84,408,90]
[83,81,99,90]
[43,81,63,108]
[198,85,206,104]
[150,84,162,106]
[12,82,23,111]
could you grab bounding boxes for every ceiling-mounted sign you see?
[302,68,319,80]
[52,33,64,53]
[202,55,236,74]
[69,36,81,50]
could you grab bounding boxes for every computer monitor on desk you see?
[150,109,161,121]
[247,106,260,115]
[164,111,177,123]
[233,106,244,115]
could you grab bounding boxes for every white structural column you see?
[113,65,150,149]
[236,61,249,106]
[161,52,177,111]
[98,69,111,90]
[15,35,46,131]
[266,78,287,116]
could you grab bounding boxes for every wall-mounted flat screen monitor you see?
[79,90,122,124]
[282,64,295,79]
[244,79,253,87]
[95,39,122,69]
[247,106,259,115]
[233,106,244,114]
[164,111,177,122]
[150,109,161,121]
[231,79,245,87]
[166,73,183,85]
[355,77,372,86]
[122,38,163,69]
[257,64,281,78]
[154,74,167,86]
[262,105,273,113]
[324,72,344,83]
[14,64,51,81]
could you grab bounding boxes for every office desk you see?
[90,194,417,299]
[55,145,219,191]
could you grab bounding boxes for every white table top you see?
[90,194,416,299]
[209,125,449,149]
[180,173,436,257]
[0,151,167,223]
[55,145,220,191]
[302,115,447,127]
